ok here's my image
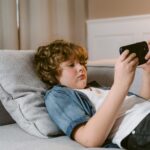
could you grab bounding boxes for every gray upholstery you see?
[0,124,120,150]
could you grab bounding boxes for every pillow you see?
[0,50,61,138]
[0,100,15,125]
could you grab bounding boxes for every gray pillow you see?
[0,50,61,138]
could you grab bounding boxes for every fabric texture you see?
[45,85,95,137]
[0,50,61,138]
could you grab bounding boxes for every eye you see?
[68,63,75,67]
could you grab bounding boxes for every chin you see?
[78,86,86,89]
[77,81,87,89]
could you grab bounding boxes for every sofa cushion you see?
[0,50,61,138]
[0,124,122,150]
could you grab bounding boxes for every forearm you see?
[139,71,150,99]
[73,84,129,147]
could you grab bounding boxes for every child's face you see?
[57,59,87,89]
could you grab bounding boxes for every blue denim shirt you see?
[44,85,95,138]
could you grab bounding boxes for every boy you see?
[34,40,150,149]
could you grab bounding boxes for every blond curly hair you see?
[34,40,88,88]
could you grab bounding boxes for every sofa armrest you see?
[87,59,115,87]
[87,59,116,67]
[87,60,143,95]
[87,65,114,87]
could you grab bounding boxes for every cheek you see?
[69,70,76,76]
[60,70,75,81]
[65,69,76,76]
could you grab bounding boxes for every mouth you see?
[78,74,86,80]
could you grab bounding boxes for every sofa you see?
[0,50,142,150]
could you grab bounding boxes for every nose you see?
[77,63,84,72]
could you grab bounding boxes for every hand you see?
[140,41,150,73]
[114,50,139,89]
[139,41,150,99]
[141,51,150,74]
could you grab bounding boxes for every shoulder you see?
[46,85,74,96]
[44,85,76,102]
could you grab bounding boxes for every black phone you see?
[119,41,149,65]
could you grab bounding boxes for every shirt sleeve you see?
[44,86,95,138]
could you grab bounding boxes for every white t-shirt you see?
[76,87,150,148]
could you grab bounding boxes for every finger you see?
[129,57,139,68]
[120,50,129,61]
[145,51,150,60]
[139,59,150,67]
[125,53,137,63]
[134,57,139,66]
[147,40,150,49]
[147,59,150,64]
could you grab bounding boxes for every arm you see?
[73,51,139,147]
[139,42,150,99]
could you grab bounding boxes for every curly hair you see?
[34,40,88,88]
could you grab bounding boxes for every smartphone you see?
[119,41,149,65]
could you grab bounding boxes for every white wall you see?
[87,15,150,60]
